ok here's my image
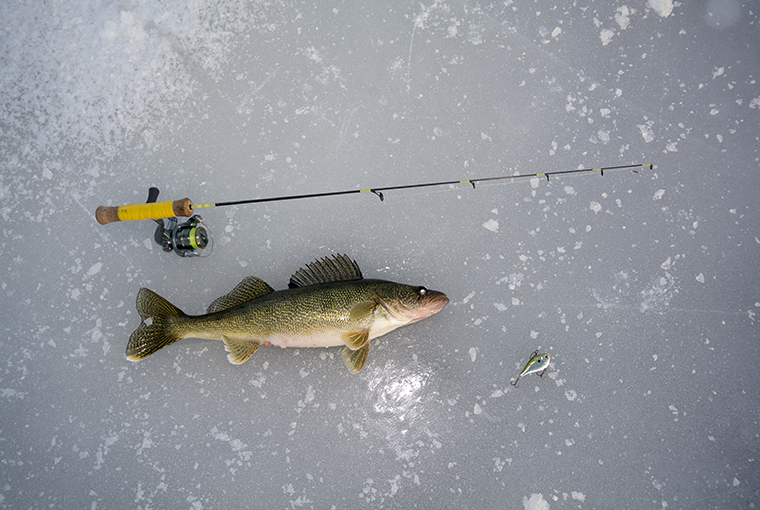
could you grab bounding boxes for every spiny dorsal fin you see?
[208,277,274,313]
[223,336,261,365]
[288,254,363,288]
[342,342,370,374]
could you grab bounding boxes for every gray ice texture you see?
[1,1,758,509]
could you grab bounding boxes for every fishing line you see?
[191,163,652,213]
[94,163,651,257]
[181,163,651,215]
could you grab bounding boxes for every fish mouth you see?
[403,292,449,324]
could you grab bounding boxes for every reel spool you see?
[154,215,213,258]
[146,188,213,258]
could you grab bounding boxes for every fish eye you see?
[418,287,427,296]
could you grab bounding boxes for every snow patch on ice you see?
[600,29,615,46]
[523,493,550,510]
[647,0,674,17]
[86,262,103,276]
[638,123,655,143]
[615,7,632,29]
[482,219,499,232]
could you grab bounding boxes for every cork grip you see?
[95,198,193,225]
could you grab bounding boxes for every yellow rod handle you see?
[95,198,193,225]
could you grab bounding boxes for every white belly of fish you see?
[261,316,408,349]
[263,330,345,349]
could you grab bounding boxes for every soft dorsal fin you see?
[207,277,274,313]
[288,254,363,288]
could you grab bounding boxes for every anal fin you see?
[342,342,370,374]
[223,336,261,365]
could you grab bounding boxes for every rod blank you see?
[95,163,651,223]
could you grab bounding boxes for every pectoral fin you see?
[223,336,261,365]
[342,329,370,350]
[348,300,378,322]
[342,342,370,374]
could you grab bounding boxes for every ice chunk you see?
[482,219,499,232]
[647,0,674,17]
[523,493,550,510]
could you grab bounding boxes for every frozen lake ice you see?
[1,1,758,508]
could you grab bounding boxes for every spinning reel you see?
[146,188,213,258]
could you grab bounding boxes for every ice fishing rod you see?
[95,163,651,257]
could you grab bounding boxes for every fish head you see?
[536,352,551,368]
[376,284,449,325]
[525,352,551,374]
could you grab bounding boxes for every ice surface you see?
[1,1,759,509]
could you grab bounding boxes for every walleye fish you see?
[510,350,551,388]
[126,254,448,373]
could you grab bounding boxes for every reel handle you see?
[95,198,193,225]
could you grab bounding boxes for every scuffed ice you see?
[1,0,758,509]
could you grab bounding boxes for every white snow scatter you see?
[600,29,615,46]
[1,1,757,509]
[571,491,586,502]
[647,0,674,17]
[638,124,655,142]
[523,493,550,510]
[482,219,499,232]
[615,7,632,30]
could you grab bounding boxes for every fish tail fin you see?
[126,288,186,361]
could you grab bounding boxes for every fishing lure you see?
[510,350,551,388]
